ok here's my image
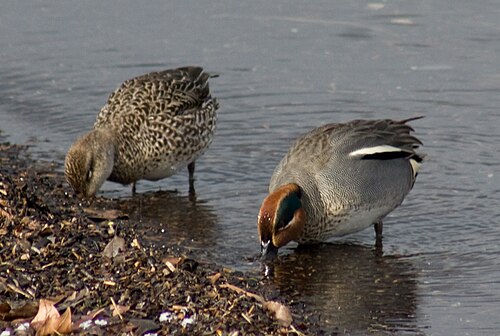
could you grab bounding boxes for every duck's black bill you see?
[261,242,279,260]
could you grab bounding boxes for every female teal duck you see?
[257,117,424,257]
[65,66,218,198]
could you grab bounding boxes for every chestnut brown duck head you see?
[257,183,306,258]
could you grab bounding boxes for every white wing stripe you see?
[349,145,403,157]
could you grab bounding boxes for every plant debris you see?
[31,299,73,335]
[0,140,325,335]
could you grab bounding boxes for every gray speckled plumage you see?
[65,66,218,197]
[268,117,424,243]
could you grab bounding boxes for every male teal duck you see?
[65,66,218,198]
[257,117,424,257]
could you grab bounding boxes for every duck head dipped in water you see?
[257,117,424,258]
[65,66,218,198]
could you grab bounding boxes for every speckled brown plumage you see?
[65,66,218,197]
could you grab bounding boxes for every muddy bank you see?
[0,140,327,335]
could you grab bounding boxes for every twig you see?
[219,283,265,304]
[110,297,123,320]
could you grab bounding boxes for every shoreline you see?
[0,140,325,335]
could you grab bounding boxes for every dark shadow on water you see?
[266,244,424,335]
[117,190,218,258]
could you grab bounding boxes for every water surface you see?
[1,1,500,334]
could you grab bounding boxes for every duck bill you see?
[261,241,279,260]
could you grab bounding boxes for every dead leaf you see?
[31,299,61,335]
[208,272,222,284]
[36,317,60,335]
[219,284,293,327]
[0,301,38,321]
[84,208,128,222]
[60,287,89,308]
[31,299,59,329]
[57,308,72,334]
[30,299,74,335]
[102,236,126,259]
[263,301,293,327]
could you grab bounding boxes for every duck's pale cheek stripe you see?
[349,145,403,157]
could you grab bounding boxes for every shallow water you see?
[1,1,500,334]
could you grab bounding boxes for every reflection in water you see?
[267,244,423,335]
[117,191,218,256]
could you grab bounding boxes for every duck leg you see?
[132,182,137,195]
[374,220,383,237]
[188,161,196,193]
[374,220,383,247]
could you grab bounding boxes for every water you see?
[1,1,500,334]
